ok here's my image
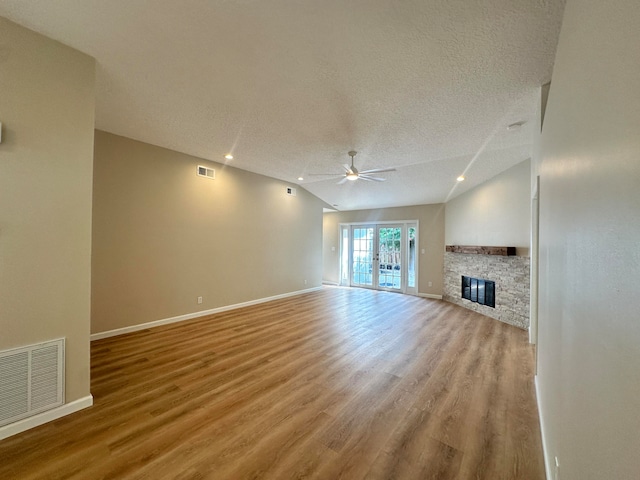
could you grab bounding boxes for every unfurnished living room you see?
[0,1,638,479]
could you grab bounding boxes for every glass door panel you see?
[408,226,416,289]
[377,226,402,292]
[351,226,374,287]
[340,226,349,286]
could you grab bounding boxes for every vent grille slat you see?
[0,339,64,427]
[197,165,215,179]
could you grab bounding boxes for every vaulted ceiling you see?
[0,0,565,210]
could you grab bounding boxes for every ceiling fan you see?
[310,151,396,184]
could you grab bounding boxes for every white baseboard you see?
[535,376,552,480]
[0,395,93,441]
[322,280,339,286]
[91,287,323,341]
[417,293,443,300]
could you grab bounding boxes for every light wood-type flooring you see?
[0,287,545,479]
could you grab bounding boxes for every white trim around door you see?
[338,220,419,295]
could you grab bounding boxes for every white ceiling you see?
[0,0,565,211]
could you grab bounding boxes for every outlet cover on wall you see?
[197,296,203,304]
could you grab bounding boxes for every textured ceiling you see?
[0,0,566,210]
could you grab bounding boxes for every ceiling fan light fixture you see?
[309,150,394,185]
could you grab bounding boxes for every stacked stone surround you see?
[443,252,530,329]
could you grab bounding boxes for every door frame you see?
[339,220,419,295]
[530,176,540,373]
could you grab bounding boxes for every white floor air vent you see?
[0,339,64,427]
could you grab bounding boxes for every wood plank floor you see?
[0,287,545,479]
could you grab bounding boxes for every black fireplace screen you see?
[461,276,495,308]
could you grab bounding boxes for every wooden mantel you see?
[445,245,516,256]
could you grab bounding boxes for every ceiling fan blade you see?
[342,164,354,174]
[359,167,397,174]
[359,175,386,182]
[337,176,349,185]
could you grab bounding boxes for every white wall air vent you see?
[0,339,64,427]
[197,165,215,179]
[286,187,296,196]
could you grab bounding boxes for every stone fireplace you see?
[443,246,530,329]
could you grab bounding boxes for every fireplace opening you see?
[462,276,495,308]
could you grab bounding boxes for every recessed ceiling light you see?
[224,154,234,160]
[457,175,465,182]
[298,176,304,181]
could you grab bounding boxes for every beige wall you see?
[445,159,531,255]
[0,18,95,402]
[536,1,640,479]
[92,131,325,334]
[322,204,445,296]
